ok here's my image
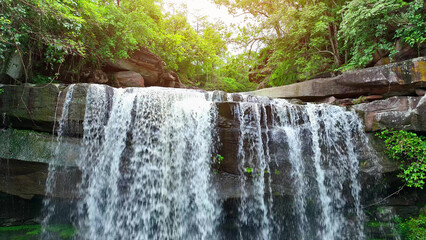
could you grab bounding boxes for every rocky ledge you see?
[250,57,426,102]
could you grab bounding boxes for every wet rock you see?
[0,129,81,165]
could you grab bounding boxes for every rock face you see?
[0,73,424,234]
[0,84,87,134]
[106,48,184,88]
[250,57,426,101]
[353,96,426,133]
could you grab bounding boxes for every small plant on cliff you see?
[213,154,224,174]
[376,129,426,189]
[352,96,368,105]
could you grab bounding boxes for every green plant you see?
[213,154,224,174]
[395,0,426,56]
[274,169,280,175]
[376,129,426,188]
[352,96,367,105]
[245,167,253,174]
[32,74,53,84]
[213,154,224,166]
[394,207,426,240]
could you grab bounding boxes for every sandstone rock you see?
[353,95,426,133]
[318,96,336,104]
[394,40,419,62]
[106,48,184,88]
[371,49,390,67]
[113,71,145,88]
[365,95,384,101]
[250,57,426,101]
[374,57,390,67]
[159,71,185,88]
[106,48,164,86]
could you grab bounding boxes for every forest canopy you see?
[0,0,425,91]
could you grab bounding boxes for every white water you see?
[77,85,220,240]
[45,84,372,240]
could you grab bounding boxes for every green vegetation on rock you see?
[0,224,76,239]
[214,0,425,87]
[395,207,426,240]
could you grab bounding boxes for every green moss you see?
[0,224,76,239]
[365,221,389,228]
[0,225,41,232]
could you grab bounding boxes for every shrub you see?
[376,129,426,189]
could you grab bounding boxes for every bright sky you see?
[162,0,258,54]
[162,0,244,27]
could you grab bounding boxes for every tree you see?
[213,0,348,86]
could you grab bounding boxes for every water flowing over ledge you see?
[40,84,374,239]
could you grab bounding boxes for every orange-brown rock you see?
[113,71,145,88]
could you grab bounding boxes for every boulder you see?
[106,48,184,88]
[159,71,185,88]
[249,57,426,101]
[113,71,145,88]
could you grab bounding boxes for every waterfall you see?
[45,84,372,240]
[77,85,220,239]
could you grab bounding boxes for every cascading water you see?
[45,84,375,240]
[76,85,220,239]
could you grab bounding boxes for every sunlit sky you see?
[162,0,244,26]
[161,0,259,53]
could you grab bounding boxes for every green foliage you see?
[32,74,54,84]
[339,0,425,70]
[394,207,426,240]
[245,167,254,174]
[395,0,426,54]
[0,0,229,88]
[214,0,425,88]
[269,2,341,85]
[376,129,426,189]
[203,53,257,92]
